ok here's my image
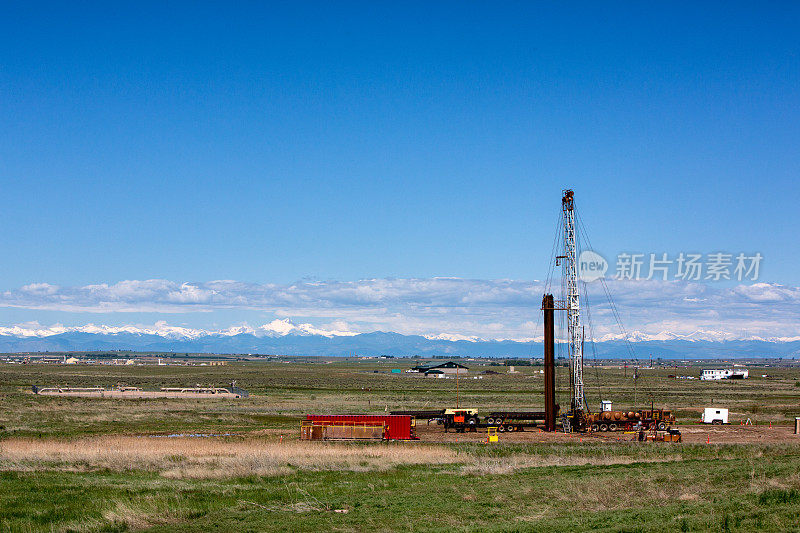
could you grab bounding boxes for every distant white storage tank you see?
[700,369,749,380]
[702,408,728,424]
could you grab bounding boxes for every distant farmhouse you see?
[700,368,749,381]
[408,361,469,378]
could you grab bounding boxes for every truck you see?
[391,408,546,433]
[584,408,676,432]
[393,406,676,434]
[701,407,728,425]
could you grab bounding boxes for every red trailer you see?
[303,414,417,440]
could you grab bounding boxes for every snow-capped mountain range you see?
[0,319,357,340]
[0,319,798,358]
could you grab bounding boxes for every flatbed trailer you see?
[479,411,546,432]
[392,409,546,433]
[444,421,541,433]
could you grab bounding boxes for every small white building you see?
[702,408,729,424]
[700,368,749,381]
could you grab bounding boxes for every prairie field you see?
[1,358,799,531]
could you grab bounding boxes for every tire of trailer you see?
[609,423,617,431]
[657,422,667,431]
[486,417,495,424]
[468,417,478,426]
[506,425,515,432]
[599,423,608,432]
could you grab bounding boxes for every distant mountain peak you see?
[0,318,359,341]
[0,320,798,358]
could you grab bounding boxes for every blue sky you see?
[1,3,798,339]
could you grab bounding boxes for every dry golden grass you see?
[0,436,462,478]
[0,436,702,479]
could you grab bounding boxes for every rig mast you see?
[562,189,585,412]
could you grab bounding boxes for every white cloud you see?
[0,278,799,341]
[20,283,60,295]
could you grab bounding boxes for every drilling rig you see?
[395,188,676,435]
[542,189,678,435]
[542,189,587,432]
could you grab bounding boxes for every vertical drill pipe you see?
[543,294,556,432]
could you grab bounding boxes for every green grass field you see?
[1,359,799,531]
